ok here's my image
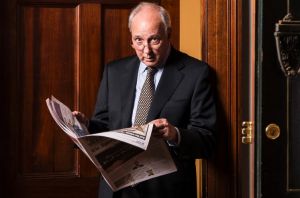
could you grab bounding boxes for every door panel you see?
[20,5,78,175]
[102,6,133,63]
[17,3,100,198]
[259,0,286,196]
[289,78,300,190]
[258,0,300,197]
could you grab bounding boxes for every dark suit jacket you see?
[89,47,216,198]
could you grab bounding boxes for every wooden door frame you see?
[201,0,255,197]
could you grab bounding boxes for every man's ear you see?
[130,41,134,49]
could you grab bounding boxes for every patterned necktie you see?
[134,67,157,125]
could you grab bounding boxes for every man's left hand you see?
[150,118,178,143]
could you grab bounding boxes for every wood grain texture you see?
[202,0,242,197]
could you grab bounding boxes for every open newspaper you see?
[46,95,177,191]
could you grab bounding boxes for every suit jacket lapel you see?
[121,57,140,127]
[147,49,185,121]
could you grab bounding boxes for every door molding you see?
[201,0,254,197]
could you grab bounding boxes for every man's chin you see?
[142,59,159,67]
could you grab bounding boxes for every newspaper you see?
[46,96,177,191]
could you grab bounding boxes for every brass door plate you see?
[265,123,280,140]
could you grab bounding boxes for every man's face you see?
[130,9,170,67]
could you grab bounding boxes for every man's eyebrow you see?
[149,35,161,38]
[133,35,142,38]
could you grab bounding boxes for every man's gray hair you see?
[128,2,171,34]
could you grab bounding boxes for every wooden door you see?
[0,0,179,197]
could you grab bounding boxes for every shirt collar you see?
[138,62,148,75]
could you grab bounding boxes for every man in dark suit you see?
[74,2,216,198]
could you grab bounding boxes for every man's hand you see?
[150,118,178,143]
[72,111,89,127]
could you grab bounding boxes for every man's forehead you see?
[130,19,164,35]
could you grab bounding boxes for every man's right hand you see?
[72,111,89,127]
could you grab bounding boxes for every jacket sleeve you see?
[176,65,216,159]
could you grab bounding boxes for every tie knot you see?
[147,67,157,76]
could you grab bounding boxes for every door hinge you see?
[242,121,253,144]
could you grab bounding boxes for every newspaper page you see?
[46,96,177,191]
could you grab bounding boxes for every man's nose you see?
[142,43,152,53]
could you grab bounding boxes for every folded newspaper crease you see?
[46,95,177,191]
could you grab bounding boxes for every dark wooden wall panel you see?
[20,5,78,175]
[15,4,101,198]
[11,2,102,198]
[102,6,134,64]
[161,0,179,49]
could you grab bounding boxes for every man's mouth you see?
[144,56,155,61]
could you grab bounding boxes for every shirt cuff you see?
[167,127,181,146]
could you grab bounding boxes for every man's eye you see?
[150,38,160,45]
[135,38,143,45]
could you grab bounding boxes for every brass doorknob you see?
[265,123,280,140]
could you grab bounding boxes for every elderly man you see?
[74,2,216,198]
